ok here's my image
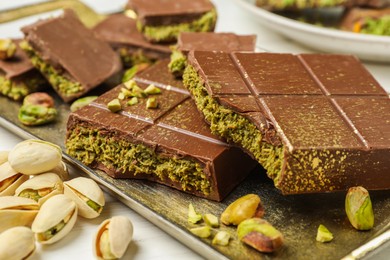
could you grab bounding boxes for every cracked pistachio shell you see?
[15,172,64,206]
[44,161,69,181]
[94,216,133,260]
[0,162,29,196]
[0,226,35,260]
[32,194,77,244]
[8,139,62,175]
[0,196,39,233]
[64,177,105,219]
[0,151,9,165]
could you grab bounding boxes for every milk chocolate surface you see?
[186,51,390,194]
[177,32,257,53]
[22,10,122,102]
[66,60,257,201]
[127,0,215,26]
[93,14,171,62]
[0,39,35,79]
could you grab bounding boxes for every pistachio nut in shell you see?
[0,196,39,233]
[0,151,9,165]
[64,177,105,219]
[8,139,62,175]
[345,186,374,230]
[221,194,264,226]
[32,194,77,244]
[94,216,134,259]
[0,162,29,196]
[0,226,35,260]
[15,172,64,206]
[237,218,284,253]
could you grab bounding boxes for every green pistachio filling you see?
[0,74,45,101]
[19,189,43,201]
[66,126,211,196]
[360,16,390,36]
[183,65,284,184]
[39,220,66,241]
[87,200,102,213]
[20,41,83,96]
[168,49,187,76]
[139,9,217,42]
[119,48,153,68]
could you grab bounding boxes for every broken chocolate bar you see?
[126,0,217,43]
[184,51,390,194]
[93,14,171,68]
[21,9,122,103]
[0,39,46,101]
[65,59,257,201]
[169,32,257,76]
[341,7,390,35]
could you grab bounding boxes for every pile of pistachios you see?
[0,139,133,259]
[188,194,284,253]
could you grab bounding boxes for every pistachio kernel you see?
[107,99,122,113]
[212,231,230,246]
[146,97,158,109]
[0,39,17,60]
[345,186,374,230]
[188,203,202,224]
[189,226,211,238]
[70,96,98,112]
[144,84,161,95]
[316,224,333,243]
[127,97,138,106]
[203,213,219,227]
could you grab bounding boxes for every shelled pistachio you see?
[237,218,284,253]
[188,203,202,224]
[221,194,264,226]
[8,139,62,175]
[0,196,39,233]
[32,194,77,244]
[94,216,133,260]
[64,177,105,219]
[316,224,333,242]
[345,186,374,230]
[15,172,64,206]
[0,162,29,196]
[0,226,35,260]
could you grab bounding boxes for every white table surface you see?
[0,0,389,259]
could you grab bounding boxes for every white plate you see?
[234,0,390,63]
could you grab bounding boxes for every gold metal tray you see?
[1,1,389,259]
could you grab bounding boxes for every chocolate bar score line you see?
[183,51,390,195]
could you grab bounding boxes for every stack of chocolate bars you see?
[10,0,388,201]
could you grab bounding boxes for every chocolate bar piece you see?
[169,32,257,76]
[341,8,390,35]
[65,59,257,201]
[184,51,390,194]
[21,10,122,103]
[0,39,46,101]
[126,0,217,43]
[93,14,171,68]
[255,0,348,10]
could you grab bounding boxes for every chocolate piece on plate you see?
[0,39,47,101]
[184,51,390,194]
[93,14,171,68]
[169,32,257,77]
[21,9,122,103]
[65,59,257,201]
[126,0,217,43]
[341,7,390,35]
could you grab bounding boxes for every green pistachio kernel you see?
[0,39,16,60]
[203,213,219,227]
[127,97,138,106]
[18,104,57,126]
[316,224,333,242]
[146,97,158,109]
[107,99,122,113]
[144,84,161,95]
[188,203,202,224]
[212,231,230,246]
[345,186,374,230]
[70,96,98,112]
[189,226,211,238]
